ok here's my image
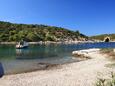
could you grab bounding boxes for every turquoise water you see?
[0,44,78,62]
[1,42,115,75]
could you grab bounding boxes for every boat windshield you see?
[18,41,24,45]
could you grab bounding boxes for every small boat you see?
[16,41,29,49]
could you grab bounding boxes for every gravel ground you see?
[0,49,114,86]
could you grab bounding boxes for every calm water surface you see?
[0,42,115,75]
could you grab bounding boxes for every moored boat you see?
[16,41,29,49]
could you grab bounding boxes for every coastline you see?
[0,49,114,86]
[0,41,97,45]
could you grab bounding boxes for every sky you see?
[0,0,115,36]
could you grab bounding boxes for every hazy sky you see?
[0,0,115,36]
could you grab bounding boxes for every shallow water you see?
[0,42,115,75]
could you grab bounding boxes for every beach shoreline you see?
[0,48,114,86]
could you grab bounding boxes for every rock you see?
[0,63,4,78]
[113,49,115,52]
[72,48,100,59]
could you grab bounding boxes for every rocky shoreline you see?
[0,41,95,45]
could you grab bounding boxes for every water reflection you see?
[15,46,59,60]
[16,49,29,56]
[0,62,4,77]
[16,49,31,60]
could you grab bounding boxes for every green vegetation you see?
[100,48,115,59]
[90,34,115,41]
[95,72,115,86]
[0,21,88,42]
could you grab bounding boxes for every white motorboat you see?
[16,41,29,49]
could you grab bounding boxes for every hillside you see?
[90,34,115,41]
[0,21,88,42]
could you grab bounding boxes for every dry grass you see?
[95,72,115,86]
[100,48,115,59]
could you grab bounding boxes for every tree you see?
[0,21,88,42]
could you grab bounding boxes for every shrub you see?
[95,72,115,86]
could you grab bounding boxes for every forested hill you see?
[90,34,115,41]
[0,21,88,42]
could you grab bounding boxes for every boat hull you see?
[16,46,28,49]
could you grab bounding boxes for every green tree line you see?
[0,21,88,42]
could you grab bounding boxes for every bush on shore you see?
[95,72,115,86]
